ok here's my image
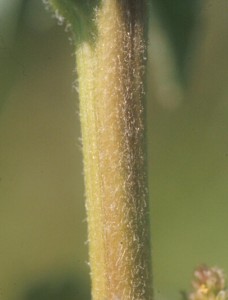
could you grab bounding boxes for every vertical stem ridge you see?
[77,0,152,299]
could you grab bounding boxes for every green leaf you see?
[151,0,200,78]
[45,0,101,44]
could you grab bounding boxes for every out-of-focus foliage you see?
[0,0,22,111]
[22,273,90,300]
[152,0,200,77]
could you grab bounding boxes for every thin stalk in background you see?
[46,0,152,299]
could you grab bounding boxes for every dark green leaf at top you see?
[151,0,201,80]
[46,0,101,45]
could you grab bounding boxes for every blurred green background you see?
[0,0,228,299]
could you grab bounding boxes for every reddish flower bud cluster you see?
[189,265,228,300]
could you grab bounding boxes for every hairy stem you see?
[77,1,152,299]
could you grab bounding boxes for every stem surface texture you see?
[77,1,152,299]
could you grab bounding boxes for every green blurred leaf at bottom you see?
[22,274,91,300]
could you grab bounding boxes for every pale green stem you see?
[77,1,152,299]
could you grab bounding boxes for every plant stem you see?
[77,1,152,299]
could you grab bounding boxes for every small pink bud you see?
[189,265,228,300]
